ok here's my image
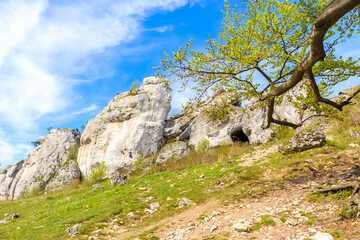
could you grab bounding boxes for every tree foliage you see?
[155,0,360,128]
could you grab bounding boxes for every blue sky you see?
[0,0,359,165]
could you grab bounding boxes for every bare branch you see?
[308,69,360,111]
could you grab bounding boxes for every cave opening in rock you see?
[230,129,249,143]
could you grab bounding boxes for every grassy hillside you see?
[0,87,359,240]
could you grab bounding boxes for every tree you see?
[155,0,360,129]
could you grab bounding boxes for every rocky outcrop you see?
[45,160,81,191]
[241,98,273,145]
[0,160,24,200]
[155,141,191,164]
[77,77,171,176]
[164,90,251,147]
[163,91,269,147]
[164,80,317,147]
[0,129,80,200]
[279,128,326,154]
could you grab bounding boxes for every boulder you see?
[66,223,82,236]
[178,198,196,208]
[242,80,313,144]
[92,184,104,189]
[109,172,127,186]
[350,131,360,138]
[0,129,80,200]
[279,128,326,154]
[164,113,195,139]
[155,141,191,164]
[0,213,19,225]
[78,77,171,176]
[312,232,334,240]
[232,222,252,232]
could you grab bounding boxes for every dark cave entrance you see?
[230,129,249,143]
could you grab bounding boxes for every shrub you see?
[31,140,41,147]
[22,186,43,198]
[273,125,295,141]
[337,204,357,220]
[133,152,144,167]
[66,142,80,162]
[129,80,139,96]
[196,139,210,154]
[85,162,107,185]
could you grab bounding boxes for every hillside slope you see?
[0,87,359,240]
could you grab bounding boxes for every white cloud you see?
[0,0,202,163]
[0,0,46,68]
[58,104,99,121]
[145,25,175,33]
[0,128,33,166]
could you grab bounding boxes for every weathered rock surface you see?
[45,160,81,191]
[109,172,127,186]
[350,131,360,138]
[0,213,19,225]
[92,184,104,189]
[0,129,80,200]
[279,128,326,154]
[312,232,334,240]
[0,160,24,200]
[241,98,273,145]
[179,198,196,208]
[66,223,82,236]
[155,141,191,164]
[78,77,171,176]
[165,90,250,147]
[164,81,316,148]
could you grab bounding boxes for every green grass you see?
[1,101,359,240]
[251,215,276,231]
[0,144,259,240]
[299,211,318,225]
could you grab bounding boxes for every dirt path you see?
[237,145,278,167]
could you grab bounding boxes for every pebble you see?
[210,225,217,233]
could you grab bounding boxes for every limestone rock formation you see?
[164,80,317,148]
[164,89,273,147]
[45,160,81,191]
[0,160,24,200]
[78,77,171,176]
[0,129,80,200]
[241,98,273,145]
[164,90,250,147]
[278,128,326,154]
[155,141,191,164]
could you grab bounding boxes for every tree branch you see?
[308,69,360,111]
[256,66,274,88]
[262,0,360,100]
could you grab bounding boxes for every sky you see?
[0,0,359,165]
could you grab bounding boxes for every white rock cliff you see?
[0,129,80,200]
[77,77,171,176]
